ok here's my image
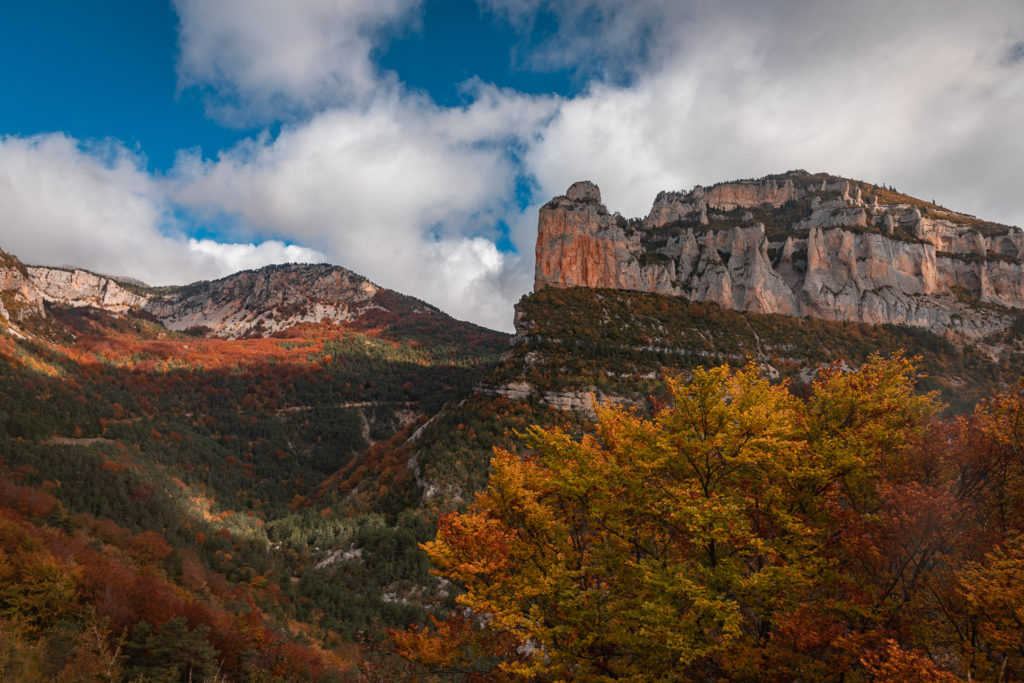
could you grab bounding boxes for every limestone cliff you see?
[0,252,46,336]
[535,173,1024,340]
[28,266,148,311]
[144,263,386,338]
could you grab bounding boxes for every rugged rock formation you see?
[705,177,801,210]
[535,172,1024,340]
[477,380,637,419]
[28,267,147,311]
[143,263,385,338]
[0,252,46,335]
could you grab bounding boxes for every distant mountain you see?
[143,263,387,337]
[2,254,490,343]
[536,171,1024,341]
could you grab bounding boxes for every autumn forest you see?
[3,275,1024,681]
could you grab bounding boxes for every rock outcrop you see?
[0,252,46,335]
[535,172,1024,340]
[28,267,147,311]
[144,263,384,338]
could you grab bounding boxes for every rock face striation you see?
[535,172,1024,340]
[0,253,47,336]
[28,267,148,312]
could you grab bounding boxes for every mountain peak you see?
[565,180,602,204]
[144,262,383,338]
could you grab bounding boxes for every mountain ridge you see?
[1,252,498,341]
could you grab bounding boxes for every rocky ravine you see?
[535,172,1024,340]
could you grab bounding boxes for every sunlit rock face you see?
[535,172,1024,340]
[142,263,385,338]
[0,251,47,334]
[28,267,147,311]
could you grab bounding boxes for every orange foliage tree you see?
[409,356,1024,680]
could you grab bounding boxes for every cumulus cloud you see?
[510,0,1024,230]
[0,134,323,285]
[185,239,326,277]
[173,0,420,121]
[170,89,556,329]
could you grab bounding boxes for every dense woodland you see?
[0,301,507,680]
[2,282,1024,680]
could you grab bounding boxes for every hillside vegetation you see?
[0,302,507,679]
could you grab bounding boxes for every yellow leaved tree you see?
[410,355,952,681]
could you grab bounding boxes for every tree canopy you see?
[404,355,1024,681]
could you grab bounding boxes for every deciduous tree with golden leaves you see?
[413,355,992,680]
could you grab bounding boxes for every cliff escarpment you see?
[535,172,1024,340]
[28,266,148,312]
[0,252,46,336]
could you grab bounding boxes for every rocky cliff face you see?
[28,267,148,311]
[0,252,46,336]
[535,173,1024,340]
[144,263,385,338]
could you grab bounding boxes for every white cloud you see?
[173,0,420,121]
[170,90,556,330]
[512,0,1024,229]
[186,238,325,276]
[0,133,323,285]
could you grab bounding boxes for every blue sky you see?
[0,0,573,172]
[0,1,247,171]
[1,1,1023,330]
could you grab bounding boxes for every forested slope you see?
[0,292,507,679]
